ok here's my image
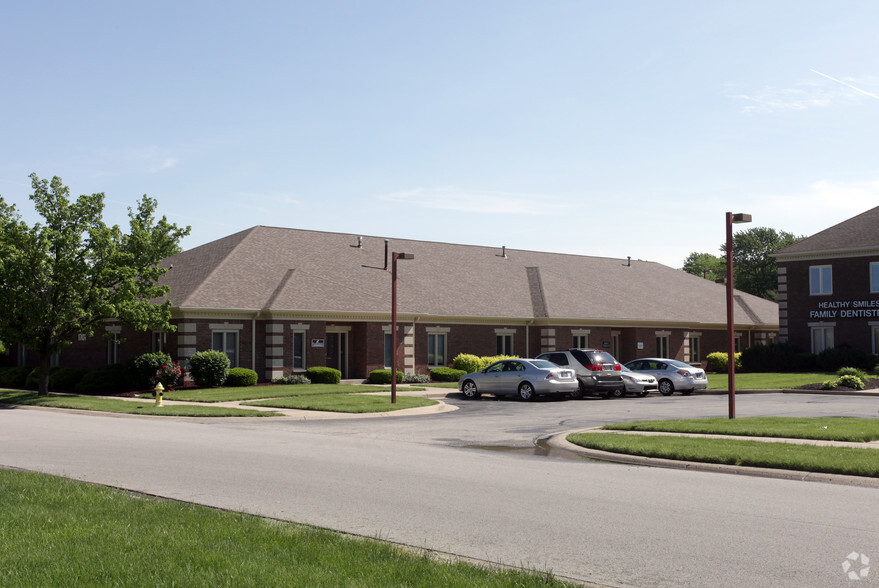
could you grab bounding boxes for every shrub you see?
[24,367,89,391]
[129,352,174,388]
[821,378,838,390]
[188,350,230,388]
[403,373,431,384]
[150,361,184,391]
[75,364,132,395]
[369,369,402,384]
[704,352,742,373]
[430,367,466,382]
[451,354,482,373]
[837,374,866,390]
[305,366,341,384]
[741,342,803,372]
[225,367,258,387]
[816,346,877,372]
[272,374,311,385]
[836,367,869,385]
[0,366,33,388]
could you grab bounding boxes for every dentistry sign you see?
[809,299,879,319]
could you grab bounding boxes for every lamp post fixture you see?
[726,212,752,419]
[391,252,414,404]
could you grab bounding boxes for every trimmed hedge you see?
[430,367,466,382]
[74,364,132,395]
[188,350,230,388]
[705,352,742,373]
[129,352,174,388]
[271,374,311,385]
[305,366,341,384]
[451,353,519,373]
[25,367,89,391]
[369,369,403,384]
[0,366,35,389]
[225,367,258,387]
[816,347,877,372]
[403,373,431,384]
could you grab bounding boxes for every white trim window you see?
[107,333,120,365]
[495,329,514,355]
[292,330,307,370]
[688,336,701,363]
[383,332,394,368]
[572,329,590,349]
[811,326,834,353]
[212,331,239,367]
[656,334,669,358]
[871,262,879,293]
[809,265,832,295]
[427,332,447,367]
[152,331,166,353]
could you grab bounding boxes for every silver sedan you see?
[620,365,659,396]
[624,358,709,396]
[458,359,579,401]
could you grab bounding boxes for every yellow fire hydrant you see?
[155,382,164,407]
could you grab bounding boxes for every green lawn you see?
[705,372,836,390]
[244,394,437,413]
[0,390,278,417]
[153,383,426,403]
[0,469,574,588]
[566,432,879,478]
[603,417,879,442]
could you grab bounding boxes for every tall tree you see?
[681,252,725,282]
[0,174,190,395]
[721,227,802,300]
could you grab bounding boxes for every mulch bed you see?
[795,377,879,392]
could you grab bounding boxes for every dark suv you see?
[535,349,624,398]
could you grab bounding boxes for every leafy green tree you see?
[682,252,725,282]
[721,227,802,300]
[0,174,190,395]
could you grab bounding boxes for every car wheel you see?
[461,380,480,399]
[518,382,536,401]
[658,379,674,396]
[610,387,624,398]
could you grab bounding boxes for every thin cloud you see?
[732,72,879,114]
[378,187,552,215]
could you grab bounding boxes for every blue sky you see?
[2,1,877,267]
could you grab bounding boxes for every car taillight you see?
[585,364,602,371]
[677,370,692,377]
[614,363,622,371]
[546,372,554,380]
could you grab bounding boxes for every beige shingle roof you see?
[162,226,778,327]
[774,206,879,259]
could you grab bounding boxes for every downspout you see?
[525,320,534,357]
[252,317,257,373]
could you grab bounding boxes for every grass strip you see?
[0,391,278,417]
[603,417,879,442]
[567,432,879,478]
[704,372,834,390]
[244,394,437,413]
[155,384,425,403]
[0,469,572,588]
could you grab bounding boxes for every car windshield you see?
[529,360,557,369]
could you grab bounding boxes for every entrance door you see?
[325,331,348,378]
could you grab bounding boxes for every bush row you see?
[451,353,518,373]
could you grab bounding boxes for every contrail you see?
[810,69,879,100]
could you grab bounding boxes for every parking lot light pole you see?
[726,212,752,419]
[391,252,414,404]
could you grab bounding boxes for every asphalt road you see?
[2,392,878,587]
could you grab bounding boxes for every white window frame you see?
[426,327,449,367]
[655,331,670,358]
[212,331,239,368]
[152,331,166,353]
[107,333,120,365]
[495,329,515,356]
[809,265,832,295]
[688,335,701,363]
[292,330,307,370]
[572,329,590,350]
[811,325,834,354]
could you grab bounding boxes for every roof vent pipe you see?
[358,236,363,248]
[502,245,507,259]
[627,256,631,267]
[384,239,389,270]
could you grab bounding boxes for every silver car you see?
[624,358,709,396]
[620,365,658,396]
[458,359,579,401]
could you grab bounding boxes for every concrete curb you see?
[546,429,879,489]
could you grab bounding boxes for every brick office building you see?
[9,226,779,380]
[774,206,879,355]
